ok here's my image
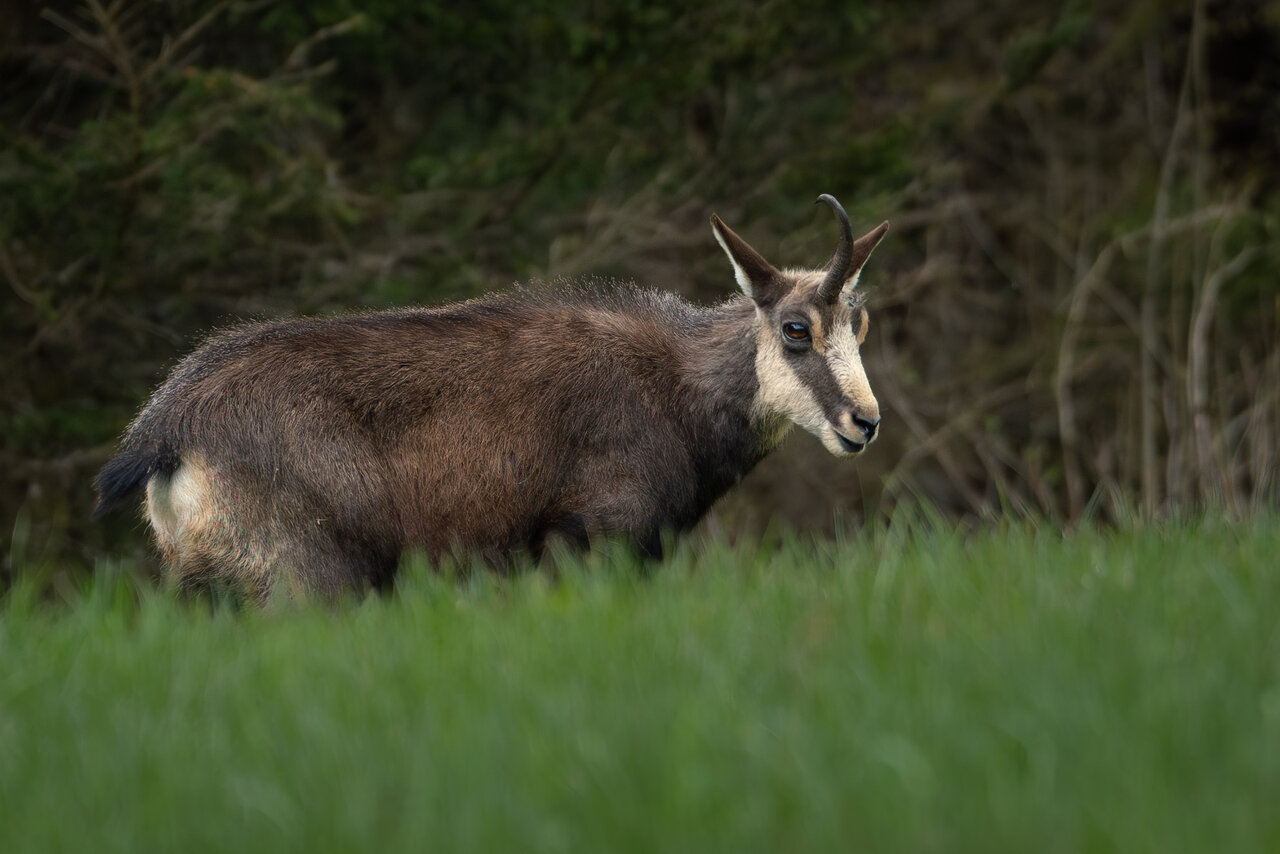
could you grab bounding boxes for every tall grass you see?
[2,517,1277,853]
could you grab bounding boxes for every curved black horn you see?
[815,194,853,304]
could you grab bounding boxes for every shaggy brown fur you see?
[95,198,888,601]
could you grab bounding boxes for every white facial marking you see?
[827,304,877,410]
[751,306,826,449]
[824,303,879,453]
[751,297,879,458]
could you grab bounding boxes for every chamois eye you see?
[782,321,810,342]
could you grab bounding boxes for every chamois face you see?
[711,197,888,457]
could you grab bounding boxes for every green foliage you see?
[3,518,1278,851]
[1001,0,1094,90]
[2,1,1278,573]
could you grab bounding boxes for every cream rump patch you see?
[145,455,215,551]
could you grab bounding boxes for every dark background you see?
[3,0,1277,582]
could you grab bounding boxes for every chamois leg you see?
[286,529,399,600]
[145,457,262,602]
[145,456,383,603]
[531,513,592,559]
[632,528,664,561]
[168,523,394,604]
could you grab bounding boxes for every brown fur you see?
[95,200,888,602]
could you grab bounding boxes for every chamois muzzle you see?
[833,411,880,454]
[852,413,880,442]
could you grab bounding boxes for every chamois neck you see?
[680,295,769,436]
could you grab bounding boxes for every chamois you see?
[94,195,889,601]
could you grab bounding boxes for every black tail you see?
[92,443,178,519]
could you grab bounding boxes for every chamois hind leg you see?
[144,456,383,604]
[144,458,225,595]
[146,458,276,603]
[270,526,400,602]
[195,513,396,605]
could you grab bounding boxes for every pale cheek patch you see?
[826,317,877,413]
[750,310,828,441]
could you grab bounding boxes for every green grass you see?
[2,516,1278,853]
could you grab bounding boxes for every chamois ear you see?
[710,214,782,304]
[845,222,890,288]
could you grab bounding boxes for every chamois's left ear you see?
[845,222,890,287]
[710,214,783,305]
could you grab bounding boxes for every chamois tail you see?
[92,442,178,519]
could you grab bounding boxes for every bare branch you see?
[1055,242,1118,519]
[1187,244,1258,495]
[84,0,141,110]
[282,14,365,71]
[144,0,235,83]
[0,244,41,307]
[1139,0,1202,512]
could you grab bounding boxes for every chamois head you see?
[711,195,889,456]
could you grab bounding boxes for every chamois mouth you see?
[834,430,865,455]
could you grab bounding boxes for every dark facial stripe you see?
[786,349,848,422]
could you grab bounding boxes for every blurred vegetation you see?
[3,0,1279,580]
[5,518,1280,850]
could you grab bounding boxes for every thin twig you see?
[0,244,41,307]
[282,14,365,71]
[143,0,235,83]
[1187,243,1257,496]
[1055,242,1117,519]
[84,0,141,111]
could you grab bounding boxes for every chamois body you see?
[95,196,889,601]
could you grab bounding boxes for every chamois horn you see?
[816,194,890,305]
[816,194,854,304]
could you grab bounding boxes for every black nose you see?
[853,413,879,441]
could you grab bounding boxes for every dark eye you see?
[782,321,810,342]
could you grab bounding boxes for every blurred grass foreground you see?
[3,517,1279,852]
[3,1,1279,577]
